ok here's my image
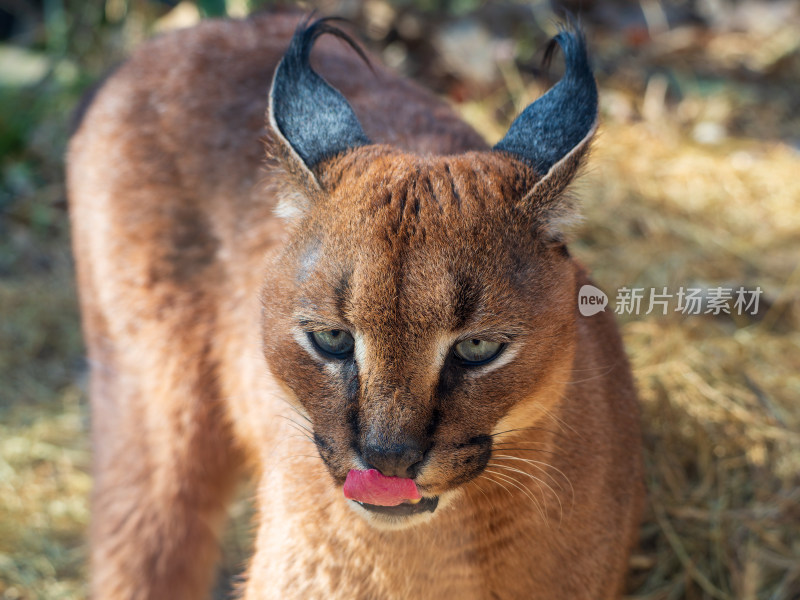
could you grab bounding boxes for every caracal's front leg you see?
[87,320,243,600]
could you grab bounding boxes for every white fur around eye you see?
[434,333,459,374]
[292,326,320,362]
[353,332,369,372]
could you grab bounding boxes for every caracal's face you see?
[262,149,577,528]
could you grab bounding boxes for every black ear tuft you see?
[269,16,371,170]
[494,25,597,176]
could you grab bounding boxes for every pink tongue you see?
[343,469,421,506]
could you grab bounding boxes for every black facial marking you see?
[436,352,469,400]
[446,435,492,486]
[314,433,333,458]
[452,272,481,330]
[357,496,439,516]
[347,379,361,443]
[334,271,352,319]
[469,434,492,447]
[342,358,360,403]
[444,163,462,209]
[425,407,442,440]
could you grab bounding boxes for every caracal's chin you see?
[346,488,463,531]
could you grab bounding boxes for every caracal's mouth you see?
[354,495,439,516]
[343,468,440,518]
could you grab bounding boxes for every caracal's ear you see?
[268,16,371,218]
[493,24,597,232]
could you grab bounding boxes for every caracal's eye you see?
[453,339,504,365]
[310,329,355,358]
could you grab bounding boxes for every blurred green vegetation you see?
[1,0,799,598]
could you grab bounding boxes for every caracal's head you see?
[261,17,598,529]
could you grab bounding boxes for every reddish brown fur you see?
[68,13,644,599]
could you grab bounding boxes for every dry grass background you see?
[0,1,798,598]
[583,125,800,599]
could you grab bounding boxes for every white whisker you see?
[485,468,547,524]
[488,462,563,525]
